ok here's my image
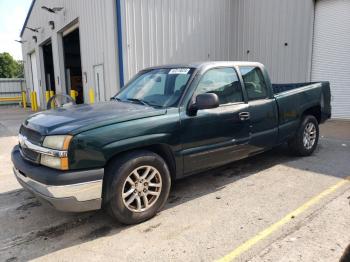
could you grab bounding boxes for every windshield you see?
[115,68,195,108]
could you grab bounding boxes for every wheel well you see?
[105,144,177,180]
[302,106,321,123]
[144,144,177,180]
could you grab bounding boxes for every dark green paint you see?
[21,62,331,178]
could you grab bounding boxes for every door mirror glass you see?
[195,93,219,110]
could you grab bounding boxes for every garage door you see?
[311,0,350,119]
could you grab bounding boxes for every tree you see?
[0,52,24,78]
[15,60,24,78]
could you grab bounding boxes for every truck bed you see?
[272,81,331,143]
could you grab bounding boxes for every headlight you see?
[41,155,69,170]
[43,135,72,150]
[41,135,72,170]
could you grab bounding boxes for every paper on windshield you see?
[168,68,190,74]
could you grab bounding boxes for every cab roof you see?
[143,61,264,71]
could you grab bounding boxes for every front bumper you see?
[12,146,103,212]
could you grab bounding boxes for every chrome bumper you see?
[14,167,102,212]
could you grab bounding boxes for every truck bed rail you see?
[272,82,325,94]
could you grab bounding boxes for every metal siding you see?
[0,79,25,94]
[21,0,120,106]
[0,79,26,104]
[230,0,314,83]
[311,0,350,119]
[122,0,314,83]
[122,0,235,81]
[21,0,315,105]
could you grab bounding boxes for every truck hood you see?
[24,102,167,135]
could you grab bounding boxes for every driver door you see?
[180,67,251,175]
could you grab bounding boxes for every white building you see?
[21,0,350,119]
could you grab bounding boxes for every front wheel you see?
[288,115,319,156]
[104,150,171,225]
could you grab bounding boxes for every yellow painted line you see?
[217,177,350,262]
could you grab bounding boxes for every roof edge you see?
[20,0,36,38]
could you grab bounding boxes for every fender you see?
[103,133,182,178]
[103,133,173,161]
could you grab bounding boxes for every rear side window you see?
[239,66,268,100]
[195,68,243,105]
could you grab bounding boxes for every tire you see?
[104,150,171,225]
[288,115,319,156]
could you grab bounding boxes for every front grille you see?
[20,147,40,163]
[19,125,43,164]
[19,125,43,145]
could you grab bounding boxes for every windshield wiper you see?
[125,98,151,107]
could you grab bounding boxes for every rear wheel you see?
[288,115,319,156]
[104,150,171,225]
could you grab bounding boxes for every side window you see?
[196,68,243,105]
[239,66,268,100]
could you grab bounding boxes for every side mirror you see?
[189,93,219,115]
[196,93,219,110]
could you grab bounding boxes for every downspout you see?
[116,0,125,88]
[309,0,317,82]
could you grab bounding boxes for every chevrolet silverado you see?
[12,62,331,224]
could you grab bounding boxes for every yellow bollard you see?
[34,91,38,111]
[89,88,95,104]
[70,90,77,101]
[22,91,27,109]
[30,92,34,111]
[31,91,38,111]
[49,90,55,108]
[30,91,36,111]
[45,91,50,104]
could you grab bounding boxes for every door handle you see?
[239,112,250,121]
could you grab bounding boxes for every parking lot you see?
[0,107,349,262]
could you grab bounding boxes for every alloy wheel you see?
[303,122,317,150]
[121,165,162,212]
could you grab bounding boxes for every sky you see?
[0,0,33,60]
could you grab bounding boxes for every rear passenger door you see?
[239,66,278,151]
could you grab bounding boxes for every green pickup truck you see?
[12,62,331,224]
